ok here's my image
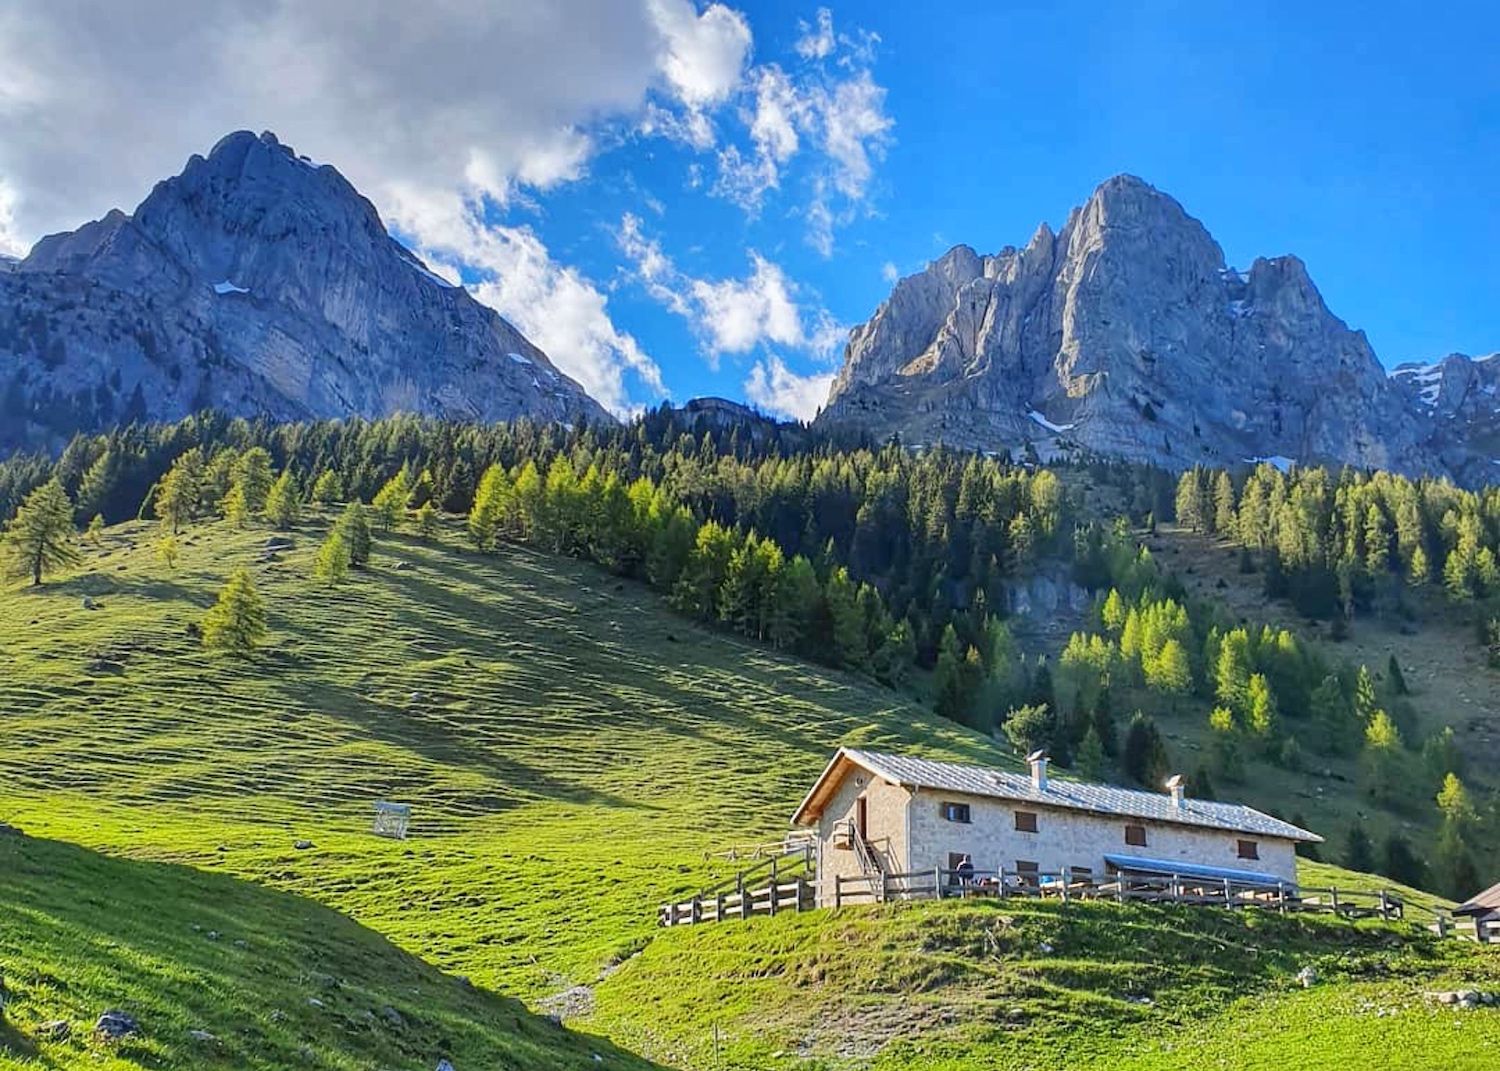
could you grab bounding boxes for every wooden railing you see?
[661,860,1494,941]
[832,866,1487,940]
[659,876,815,926]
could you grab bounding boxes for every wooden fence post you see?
[998,865,1007,900]
[934,866,943,900]
[1117,874,1125,903]
[1222,877,1232,906]
[1436,911,1449,939]
[1378,890,1389,921]
[1330,887,1340,917]
[716,892,725,923]
[834,875,843,910]
[742,886,751,921]
[1061,867,1071,904]
[1476,916,1489,944]
[691,897,702,924]
[768,881,777,918]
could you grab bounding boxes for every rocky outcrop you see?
[0,131,610,454]
[818,175,1486,481]
[1389,353,1500,486]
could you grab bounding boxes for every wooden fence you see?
[663,861,1496,942]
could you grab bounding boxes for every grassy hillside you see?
[588,896,1500,1070]
[0,513,996,1002]
[1,512,1496,1069]
[0,831,653,1070]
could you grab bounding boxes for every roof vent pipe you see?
[1165,774,1185,808]
[1027,750,1049,793]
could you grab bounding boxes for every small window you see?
[942,801,971,824]
[1015,859,1039,886]
[1237,839,1260,860]
[1014,810,1038,833]
[1071,866,1093,878]
[1124,824,1147,847]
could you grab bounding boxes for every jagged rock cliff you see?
[0,130,610,453]
[818,175,1487,480]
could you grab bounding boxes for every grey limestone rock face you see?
[1,131,610,454]
[819,175,1485,482]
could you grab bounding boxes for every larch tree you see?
[314,528,352,586]
[416,501,438,539]
[335,502,372,567]
[311,469,344,506]
[155,447,204,534]
[231,447,275,514]
[3,479,81,586]
[371,470,412,532]
[201,567,268,654]
[264,468,302,530]
[1212,471,1237,536]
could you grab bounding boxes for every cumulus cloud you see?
[618,213,845,363]
[744,355,834,422]
[0,0,752,413]
[648,0,752,110]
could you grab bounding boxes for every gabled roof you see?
[791,747,1322,843]
[1455,880,1500,917]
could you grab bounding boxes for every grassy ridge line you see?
[0,832,656,1071]
[586,897,1500,1070]
[0,514,1002,998]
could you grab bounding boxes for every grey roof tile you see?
[843,748,1321,842]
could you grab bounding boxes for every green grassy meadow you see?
[1,512,1496,1069]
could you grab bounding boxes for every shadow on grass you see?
[0,832,662,1071]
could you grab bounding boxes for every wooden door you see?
[856,796,868,838]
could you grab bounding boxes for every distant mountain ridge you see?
[0,130,609,454]
[815,175,1494,484]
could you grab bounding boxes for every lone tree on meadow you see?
[3,478,81,586]
[314,529,352,586]
[335,502,372,567]
[201,567,268,654]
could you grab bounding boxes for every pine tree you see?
[1353,664,1379,723]
[1246,672,1278,741]
[155,447,204,534]
[934,625,969,721]
[2,478,81,586]
[155,533,180,572]
[468,464,510,551]
[335,502,372,567]
[231,448,275,514]
[416,501,438,539]
[769,555,820,652]
[825,567,866,669]
[1185,766,1216,800]
[1407,544,1430,586]
[1387,653,1408,695]
[311,469,344,506]
[1381,834,1427,888]
[85,514,105,545]
[264,468,302,530]
[1174,469,1206,532]
[1212,471,1237,536]
[1214,628,1253,712]
[1122,712,1169,787]
[1343,822,1375,873]
[1074,726,1106,780]
[1208,705,1243,780]
[1002,702,1053,756]
[1361,709,1404,803]
[201,567,267,654]
[314,529,352,586]
[1100,588,1126,634]
[222,484,250,528]
[372,470,412,532]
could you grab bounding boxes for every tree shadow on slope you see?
[0,831,661,1071]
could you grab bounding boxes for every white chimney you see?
[1165,773,1185,808]
[1027,750,1049,793]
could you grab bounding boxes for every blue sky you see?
[3,1,1496,417]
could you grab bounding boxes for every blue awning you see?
[1104,854,1289,887]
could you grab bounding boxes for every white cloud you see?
[882,260,900,284]
[0,178,24,258]
[706,9,892,254]
[744,355,833,422]
[618,213,844,362]
[648,0,753,110]
[795,8,836,61]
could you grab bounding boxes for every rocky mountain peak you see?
[1,130,611,454]
[817,177,1483,482]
